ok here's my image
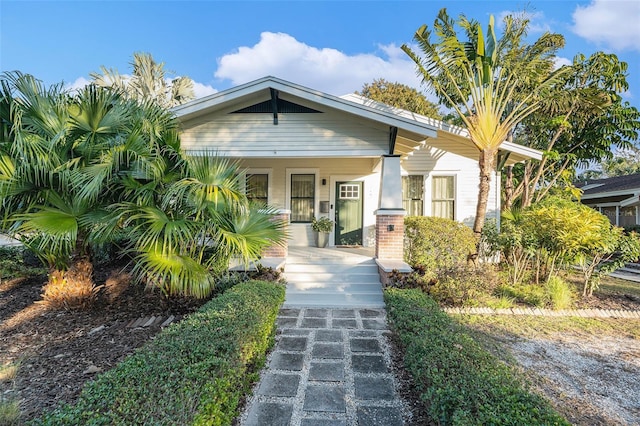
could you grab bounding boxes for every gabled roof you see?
[172,76,542,164]
[578,173,640,199]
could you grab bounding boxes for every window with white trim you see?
[290,174,315,222]
[402,175,424,216]
[431,175,455,220]
[246,174,268,205]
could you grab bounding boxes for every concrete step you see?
[283,253,383,308]
[286,281,382,293]
[283,292,385,308]
[284,263,378,274]
[284,272,380,283]
[286,256,376,266]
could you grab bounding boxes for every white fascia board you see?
[581,188,640,200]
[620,195,640,207]
[172,77,276,117]
[580,183,605,191]
[174,77,438,139]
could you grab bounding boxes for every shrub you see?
[384,288,568,425]
[545,276,574,310]
[40,259,101,310]
[429,265,499,307]
[0,246,46,281]
[404,216,476,274]
[34,280,285,425]
[496,283,547,308]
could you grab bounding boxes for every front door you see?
[335,181,363,245]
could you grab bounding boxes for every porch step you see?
[282,253,384,308]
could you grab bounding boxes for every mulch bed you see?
[0,264,209,422]
[1,264,639,423]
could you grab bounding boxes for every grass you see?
[0,362,21,426]
[457,314,640,339]
[598,275,640,297]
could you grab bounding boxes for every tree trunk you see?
[503,165,514,211]
[473,148,498,236]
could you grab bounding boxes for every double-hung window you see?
[402,175,424,216]
[290,174,315,222]
[246,174,268,205]
[432,175,455,220]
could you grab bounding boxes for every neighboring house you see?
[577,173,640,227]
[172,76,541,268]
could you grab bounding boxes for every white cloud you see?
[65,76,91,93]
[554,56,573,69]
[192,81,217,99]
[572,0,640,51]
[214,32,423,96]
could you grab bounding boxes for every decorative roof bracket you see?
[270,88,279,125]
[389,126,398,154]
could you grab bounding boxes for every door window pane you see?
[246,174,268,204]
[402,175,424,216]
[291,174,315,222]
[339,184,360,199]
[432,176,455,220]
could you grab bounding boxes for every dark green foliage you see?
[404,216,476,274]
[384,288,568,425]
[0,246,46,280]
[33,281,285,426]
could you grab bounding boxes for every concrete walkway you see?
[238,307,407,426]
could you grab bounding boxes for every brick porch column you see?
[374,155,406,261]
[262,209,290,258]
[375,213,405,259]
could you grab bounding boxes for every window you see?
[432,176,455,220]
[291,174,315,222]
[402,175,424,216]
[246,174,268,204]
[339,184,360,200]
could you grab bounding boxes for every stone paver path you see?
[239,307,407,426]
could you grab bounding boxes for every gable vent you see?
[231,99,322,114]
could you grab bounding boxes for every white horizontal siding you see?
[402,147,500,227]
[180,110,389,157]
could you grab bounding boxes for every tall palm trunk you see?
[473,148,498,235]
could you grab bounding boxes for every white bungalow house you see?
[172,76,541,273]
[577,173,640,228]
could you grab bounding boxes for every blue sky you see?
[1,0,639,109]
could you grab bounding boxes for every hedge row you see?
[34,280,285,426]
[384,288,568,426]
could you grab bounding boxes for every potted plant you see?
[311,216,334,248]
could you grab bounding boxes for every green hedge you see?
[404,216,476,273]
[384,288,568,426]
[34,280,285,426]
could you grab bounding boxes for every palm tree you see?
[118,154,287,298]
[402,9,567,235]
[1,72,286,299]
[91,52,195,108]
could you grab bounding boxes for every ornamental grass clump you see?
[40,259,101,310]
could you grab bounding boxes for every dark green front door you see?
[335,181,363,245]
